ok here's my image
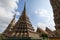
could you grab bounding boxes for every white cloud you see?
[35,9,49,17]
[33,25,37,32]
[35,9,55,31]
[37,22,55,31]
[16,12,20,15]
[37,23,47,30]
[0,0,19,33]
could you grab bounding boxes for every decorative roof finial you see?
[14,13,16,18]
[24,0,26,9]
[21,0,26,16]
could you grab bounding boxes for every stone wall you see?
[50,0,60,37]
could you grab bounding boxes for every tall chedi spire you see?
[11,0,35,37]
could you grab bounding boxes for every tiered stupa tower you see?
[3,14,16,37]
[3,1,39,38]
[50,0,60,36]
[11,4,35,37]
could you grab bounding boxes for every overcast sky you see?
[0,0,55,33]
